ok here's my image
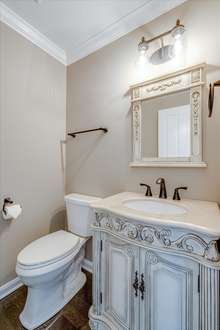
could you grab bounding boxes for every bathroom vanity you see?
[89,192,220,330]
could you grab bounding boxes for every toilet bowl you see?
[16,194,100,330]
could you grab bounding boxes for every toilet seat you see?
[16,230,82,272]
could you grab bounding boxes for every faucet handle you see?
[155,177,165,184]
[140,183,152,197]
[173,187,188,200]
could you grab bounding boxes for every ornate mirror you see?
[130,63,207,167]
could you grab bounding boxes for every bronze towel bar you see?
[68,127,108,138]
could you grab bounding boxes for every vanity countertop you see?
[91,192,220,237]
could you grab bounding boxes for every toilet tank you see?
[65,193,101,237]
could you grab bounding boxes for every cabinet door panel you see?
[140,250,199,330]
[101,234,139,330]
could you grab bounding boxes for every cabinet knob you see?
[133,271,139,297]
[139,273,145,300]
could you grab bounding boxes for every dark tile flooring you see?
[0,271,92,330]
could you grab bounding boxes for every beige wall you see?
[0,23,66,285]
[67,0,220,259]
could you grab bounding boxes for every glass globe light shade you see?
[171,20,185,40]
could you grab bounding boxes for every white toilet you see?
[16,193,100,330]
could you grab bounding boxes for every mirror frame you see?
[130,63,207,168]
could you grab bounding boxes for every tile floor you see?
[0,271,92,330]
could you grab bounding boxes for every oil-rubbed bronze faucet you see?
[173,187,188,200]
[156,178,167,199]
[140,183,152,196]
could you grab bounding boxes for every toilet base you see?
[19,271,86,330]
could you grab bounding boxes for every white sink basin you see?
[123,199,187,215]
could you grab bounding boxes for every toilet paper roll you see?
[2,204,22,220]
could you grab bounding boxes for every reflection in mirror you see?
[141,90,190,159]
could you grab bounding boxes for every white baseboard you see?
[82,258,93,273]
[0,277,23,300]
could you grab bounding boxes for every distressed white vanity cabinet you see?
[89,193,220,330]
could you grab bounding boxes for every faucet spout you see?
[156,178,167,199]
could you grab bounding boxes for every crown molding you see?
[0,2,67,65]
[67,0,187,65]
[0,0,187,66]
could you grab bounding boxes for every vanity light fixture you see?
[137,19,185,65]
[171,19,185,40]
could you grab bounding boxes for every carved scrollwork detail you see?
[140,226,172,246]
[133,103,141,142]
[146,78,182,93]
[155,229,172,246]
[145,251,158,264]
[175,237,194,252]
[89,318,111,330]
[204,241,220,262]
[173,234,201,252]
[112,218,138,239]
[191,90,200,136]
[89,320,99,330]
[191,69,201,83]
[126,247,138,257]
[105,217,113,229]
[140,226,155,243]
[126,224,138,239]
[168,234,220,262]
[94,212,220,262]
[95,212,106,227]
[133,87,140,99]
[111,218,124,231]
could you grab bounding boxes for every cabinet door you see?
[139,249,199,330]
[101,233,140,330]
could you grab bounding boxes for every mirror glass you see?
[141,90,191,159]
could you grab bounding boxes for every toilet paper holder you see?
[2,197,14,215]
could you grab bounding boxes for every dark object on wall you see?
[208,80,220,117]
[68,127,108,138]
[2,197,13,215]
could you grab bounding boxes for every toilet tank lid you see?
[65,193,101,206]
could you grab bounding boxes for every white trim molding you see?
[82,258,93,273]
[129,161,207,168]
[0,2,67,65]
[0,277,23,300]
[0,0,187,66]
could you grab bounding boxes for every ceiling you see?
[1,0,187,65]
